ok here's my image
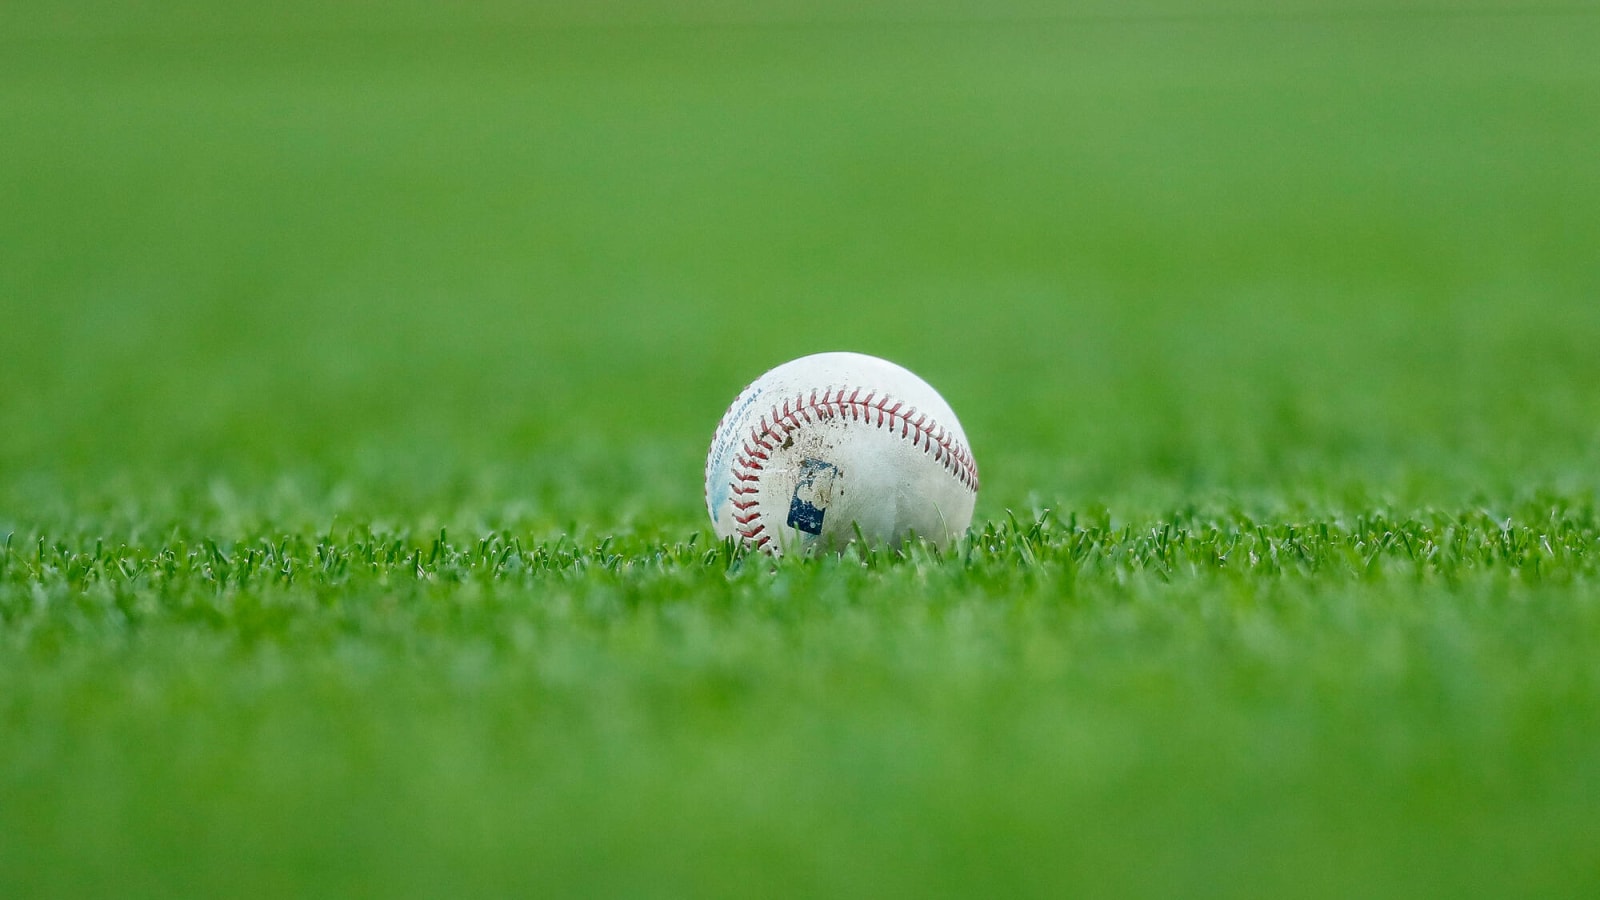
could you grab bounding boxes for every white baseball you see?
[705,352,980,556]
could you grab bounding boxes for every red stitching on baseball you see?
[737,521,771,548]
[711,387,979,552]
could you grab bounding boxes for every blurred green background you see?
[3,2,1600,897]
[5,1,1597,528]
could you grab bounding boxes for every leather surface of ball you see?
[705,352,980,556]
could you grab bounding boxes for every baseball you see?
[705,352,980,556]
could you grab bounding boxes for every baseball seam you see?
[718,388,980,551]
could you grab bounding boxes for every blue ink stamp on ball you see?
[787,459,840,536]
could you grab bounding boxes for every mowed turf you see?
[3,4,1600,897]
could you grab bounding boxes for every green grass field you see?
[4,3,1600,897]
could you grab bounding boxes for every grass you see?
[4,2,1600,897]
